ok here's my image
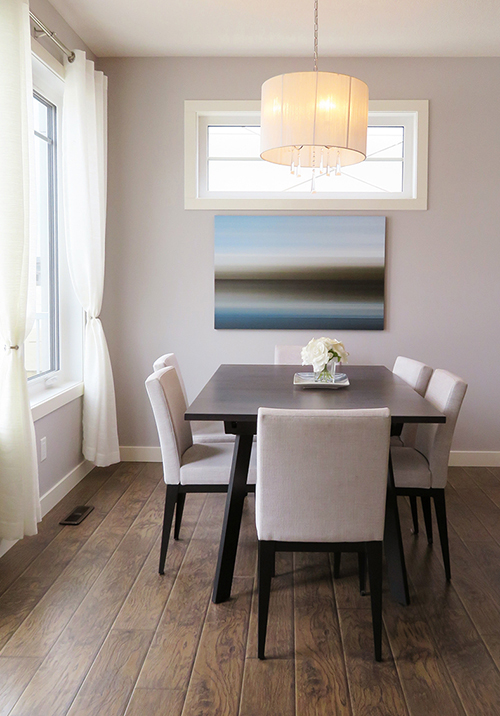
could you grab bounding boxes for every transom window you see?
[206,125,404,194]
[184,100,428,210]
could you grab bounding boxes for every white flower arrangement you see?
[301,337,349,374]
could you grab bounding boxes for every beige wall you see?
[35,398,83,496]
[96,55,500,454]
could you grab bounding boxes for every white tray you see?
[293,372,350,389]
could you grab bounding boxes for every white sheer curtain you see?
[62,51,120,467]
[0,0,41,539]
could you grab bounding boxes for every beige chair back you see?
[414,369,467,489]
[274,345,305,365]
[145,366,193,484]
[256,407,391,543]
[393,356,432,396]
[153,353,188,403]
[393,356,433,446]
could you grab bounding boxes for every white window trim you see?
[185,99,428,211]
[30,38,84,418]
[31,381,84,422]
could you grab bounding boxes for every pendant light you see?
[260,0,369,183]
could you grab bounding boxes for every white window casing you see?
[185,99,428,211]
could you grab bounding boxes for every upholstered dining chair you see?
[273,345,304,365]
[256,407,391,662]
[392,356,433,446]
[146,366,256,574]
[391,369,467,580]
[392,356,433,536]
[153,353,234,443]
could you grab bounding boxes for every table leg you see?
[212,433,253,603]
[384,453,410,605]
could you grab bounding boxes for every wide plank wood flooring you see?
[1,462,500,715]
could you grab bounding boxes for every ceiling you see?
[47,0,500,58]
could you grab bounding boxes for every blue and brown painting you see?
[214,215,385,330]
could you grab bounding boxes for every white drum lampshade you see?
[260,70,369,170]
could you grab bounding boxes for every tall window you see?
[28,46,83,407]
[25,93,59,378]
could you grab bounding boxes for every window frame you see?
[30,89,60,379]
[185,99,428,211]
[29,39,84,412]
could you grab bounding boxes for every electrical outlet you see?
[40,437,47,462]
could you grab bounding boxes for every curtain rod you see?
[30,11,76,63]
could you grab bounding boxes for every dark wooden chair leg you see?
[258,541,275,660]
[421,495,433,544]
[159,484,179,575]
[366,541,383,662]
[358,551,367,595]
[174,492,186,540]
[410,496,419,535]
[333,552,341,579]
[433,490,451,580]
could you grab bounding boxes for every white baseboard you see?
[0,459,94,560]
[120,446,500,468]
[120,446,161,462]
[449,451,500,467]
[40,459,94,517]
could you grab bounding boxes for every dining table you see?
[185,364,446,606]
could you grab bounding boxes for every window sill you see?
[31,381,84,422]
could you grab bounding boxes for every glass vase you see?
[314,359,338,383]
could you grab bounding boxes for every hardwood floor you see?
[1,462,500,715]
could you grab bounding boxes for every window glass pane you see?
[208,126,261,158]
[209,160,296,192]
[208,158,403,194]
[337,160,404,193]
[207,124,404,195]
[32,94,48,136]
[25,94,58,379]
[366,126,404,159]
[209,126,405,161]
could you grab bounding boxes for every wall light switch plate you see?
[40,437,47,461]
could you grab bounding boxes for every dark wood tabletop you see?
[186,364,446,425]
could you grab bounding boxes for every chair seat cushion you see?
[391,446,431,489]
[192,420,235,443]
[390,435,403,447]
[180,442,257,485]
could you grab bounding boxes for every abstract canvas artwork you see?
[214,215,385,330]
